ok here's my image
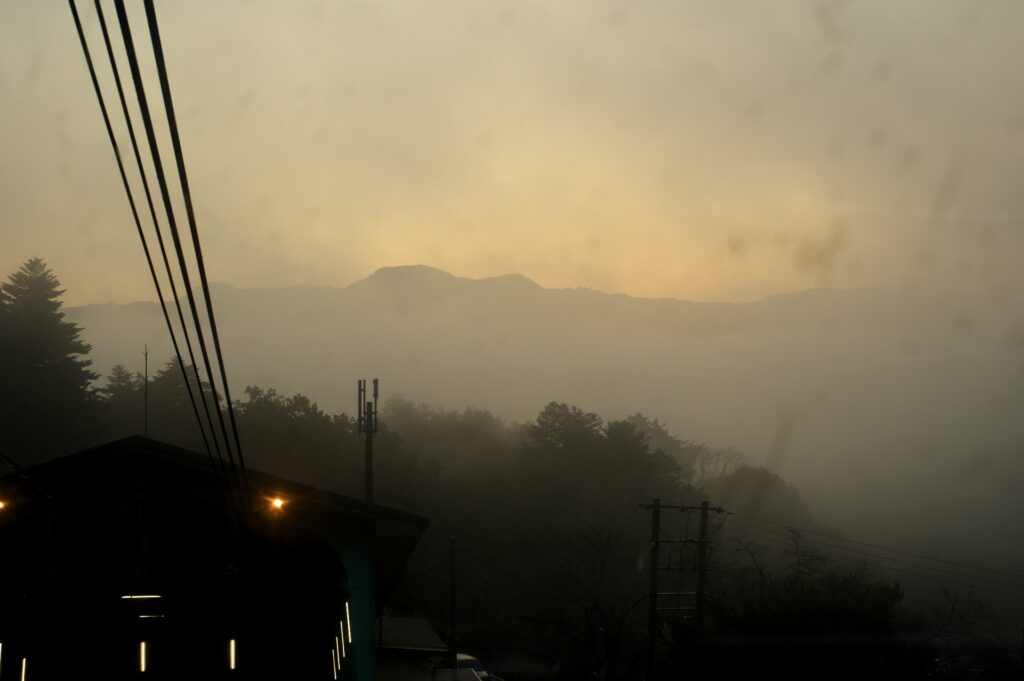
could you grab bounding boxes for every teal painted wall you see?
[340,531,374,681]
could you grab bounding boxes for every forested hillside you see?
[4,258,1021,679]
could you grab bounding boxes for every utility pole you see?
[449,536,458,678]
[695,500,709,635]
[640,498,725,677]
[143,345,149,437]
[646,497,661,681]
[357,379,379,503]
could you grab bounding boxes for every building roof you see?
[0,436,430,600]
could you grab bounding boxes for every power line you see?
[91,0,222,457]
[70,0,247,516]
[141,0,251,509]
[704,509,730,564]
[724,518,1024,593]
[727,511,1024,581]
[726,524,1024,599]
[724,525,1024,601]
[75,0,224,485]
[110,0,243,504]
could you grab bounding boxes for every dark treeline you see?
[2,258,1019,680]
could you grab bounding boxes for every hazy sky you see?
[2,0,1022,305]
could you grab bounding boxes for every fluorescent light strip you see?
[344,602,352,643]
[229,639,236,670]
[122,595,162,600]
[21,657,26,681]
[331,650,338,680]
[334,637,341,670]
[140,642,147,672]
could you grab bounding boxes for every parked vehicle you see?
[431,654,504,681]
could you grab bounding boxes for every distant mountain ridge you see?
[67,264,974,392]
[65,264,1023,549]
[71,266,910,360]
[73,264,893,314]
[196,264,908,336]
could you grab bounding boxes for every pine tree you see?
[101,364,144,438]
[144,358,209,451]
[0,257,99,462]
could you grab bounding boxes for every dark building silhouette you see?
[0,436,429,680]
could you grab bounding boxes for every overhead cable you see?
[141,0,252,508]
[724,526,1024,601]
[78,0,226,481]
[723,518,1024,593]
[68,0,218,467]
[111,0,242,498]
[728,511,1024,581]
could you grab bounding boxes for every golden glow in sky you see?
[1,0,1022,304]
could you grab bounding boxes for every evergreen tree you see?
[0,257,99,462]
[143,358,211,453]
[100,364,144,438]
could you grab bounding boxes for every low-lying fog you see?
[68,265,1024,570]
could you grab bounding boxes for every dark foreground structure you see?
[0,436,429,680]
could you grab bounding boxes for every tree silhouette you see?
[0,257,99,461]
[133,358,212,453]
[101,364,144,436]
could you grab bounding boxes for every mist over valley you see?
[68,264,1024,561]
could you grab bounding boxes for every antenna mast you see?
[357,378,379,503]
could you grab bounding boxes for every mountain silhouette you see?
[66,266,1023,545]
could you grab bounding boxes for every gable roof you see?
[0,436,430,600]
